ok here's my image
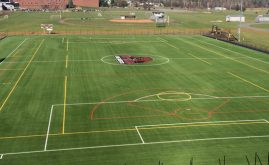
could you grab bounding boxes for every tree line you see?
[100,0,269,8]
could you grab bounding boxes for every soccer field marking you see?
[135,126,145,144]
[158,38,179,50]
[0,154,3,159]
[6,38,27,58]
[3,134,269,158]
[62,76,68,134]
[53,94,269,107]
[138,121,266,131]
[44,105,54,151]
[0,39,45,113]
[197,37,269,65]
[0,69,23,71]
[188,53,211,65]
[263,119,269,123]
[177,38,269,74]
[65,55,68,69]
[101,55,170,66]
[66,39,69,51]
[228,72,269,93]
[136,119,266,128]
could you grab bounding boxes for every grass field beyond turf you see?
[0,35,269,164]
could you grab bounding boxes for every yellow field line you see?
[188,53,211,65]
[0,39,45,112]
[65,55,68,69]
[0,121,266,141]
[139,121,266,130]
[181,39,269,74]
[228,72,269,93]
[62,76,68,134]
[0,69,23,71]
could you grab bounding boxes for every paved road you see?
[241,22,269,33]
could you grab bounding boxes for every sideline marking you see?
[44,106,54,151]
[62,76,68,134]
[6,38,27,58]
[135,126,145,144]
[0,39,45,112]
[3,135,269,158]
[178,38,269,74]
[188,53,211,65]
[196,37,269,65]
[228,72,269,93]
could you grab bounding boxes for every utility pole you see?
[238,0,243,42]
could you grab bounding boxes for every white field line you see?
[135,126,145,144]
[136,119,266,128]
[2,134,269,157]
[0,154,3,159]
[6,38,27,58]
[197,38,269,65]
[53,95,269,107]
[0,57,254,64]
[66,39,69,51]
[263,119,269,124]
[44,106,54,151]
[62,38,64,43]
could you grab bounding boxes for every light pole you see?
[238,0,243,42]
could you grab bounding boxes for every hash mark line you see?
[0,154,3,159]
[135,126,145,144]
[3,135,269,157]
[44,106,54,151]
[6,38,27,58]
[228,72,269,93]
[62,76,68,134]
[65,55,68,69]
[136,119,266,128]
[66,39,69,51]
[188,53,211,65]
[177,38,269,74]
[197,37,269,65]
[0,39,45,113]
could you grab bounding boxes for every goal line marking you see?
[2,134,269,158]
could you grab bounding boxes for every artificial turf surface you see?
[0,35,269,164]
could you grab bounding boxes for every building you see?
[73,0,99,8]
[214,7,226,11]
[226,15,245,22]
[256,15,269,23]
[15,0,99,9]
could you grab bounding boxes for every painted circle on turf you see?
[100,55,170,66]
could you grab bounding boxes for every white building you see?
[214,7,226,11]
[256,15,269,23]
[226,15,245,22]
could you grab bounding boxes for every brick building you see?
[15,0,99,9]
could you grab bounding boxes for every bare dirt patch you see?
[110,19,154,23]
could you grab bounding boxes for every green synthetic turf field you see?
[0,35,269,164]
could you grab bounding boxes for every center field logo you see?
[115,55,153,65]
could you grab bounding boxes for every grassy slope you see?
[0,35,269,164]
